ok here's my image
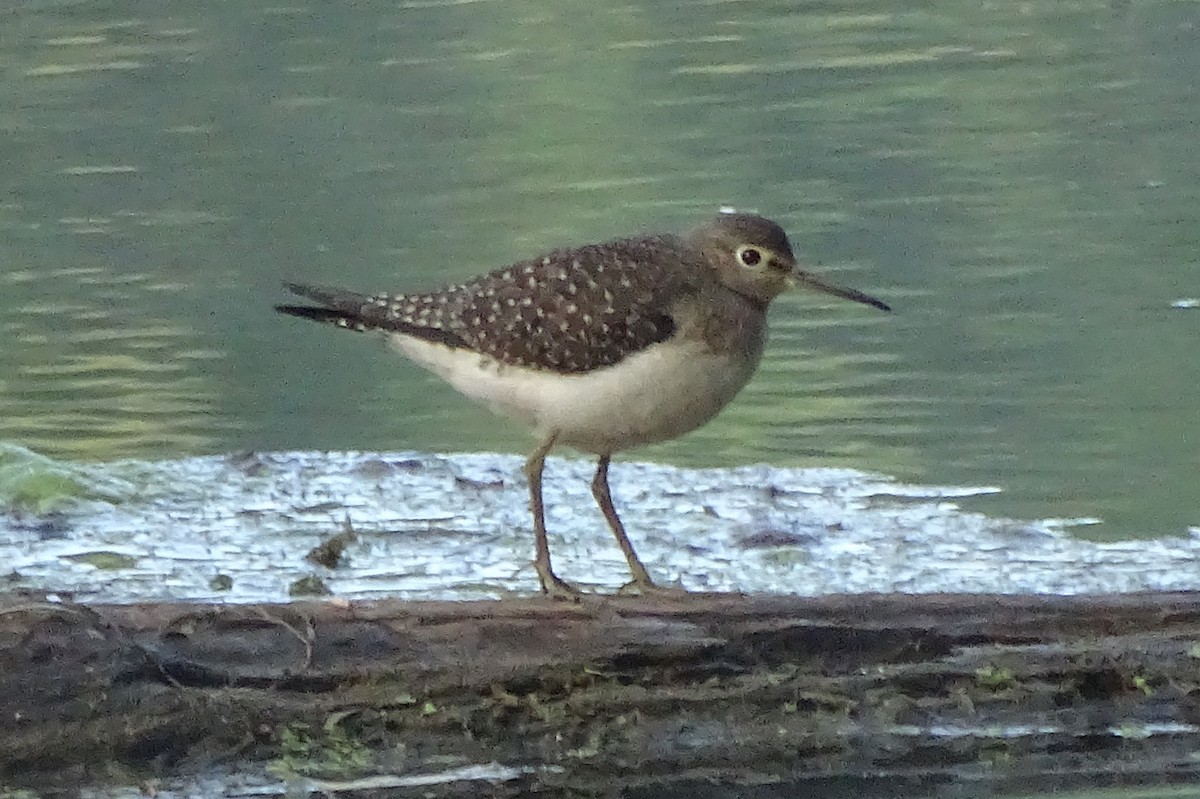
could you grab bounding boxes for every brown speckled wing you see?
[452,234,690,373]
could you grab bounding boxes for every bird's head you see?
[689,212,890,312]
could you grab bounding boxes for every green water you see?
[1,0,1197,546]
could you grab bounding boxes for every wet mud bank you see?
[3,592,1200,794]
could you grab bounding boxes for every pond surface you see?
[9,448,1200,604]
[2,0,1198,541]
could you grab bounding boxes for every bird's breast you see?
[531,337,763,454]
[388,331,764,456]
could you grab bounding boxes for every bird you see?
[275,211,890,598]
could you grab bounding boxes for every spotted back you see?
[451,235,692,372]
[283,233,700,374]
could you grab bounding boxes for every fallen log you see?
[3,592,1200,794]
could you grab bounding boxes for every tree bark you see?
[3,592,1199,793]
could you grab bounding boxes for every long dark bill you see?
[791,270,891,312]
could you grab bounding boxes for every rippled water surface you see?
[2,2,1197,540]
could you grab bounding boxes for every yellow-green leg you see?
[590,454,659,591]
[524,434,581,599]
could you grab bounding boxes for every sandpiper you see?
[277,212,889,597]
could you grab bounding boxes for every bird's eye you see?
[738,246,763,267]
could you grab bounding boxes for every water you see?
[12,448,1198,604]
[3,1,1197,542]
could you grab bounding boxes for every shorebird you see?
[276,212,889,597]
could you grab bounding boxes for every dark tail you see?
[274,282,466,348]
[274,282,379,332]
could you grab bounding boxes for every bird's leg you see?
[591,455,660,592]
[524,434,581,599]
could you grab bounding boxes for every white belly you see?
[388,334,762,455]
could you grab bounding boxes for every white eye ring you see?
[737,246,764,267]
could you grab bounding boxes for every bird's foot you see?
[535,564,583,601]
[617,577,690,599]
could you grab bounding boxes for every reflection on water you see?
[1,0,1197,545]
[2,267,225,457]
